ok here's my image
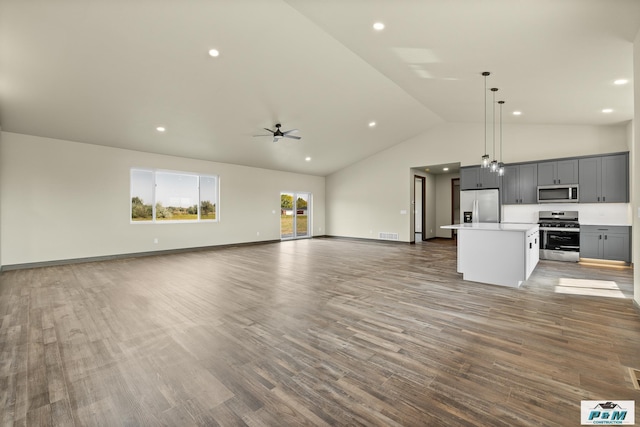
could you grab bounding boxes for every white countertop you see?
[441,222,538,232]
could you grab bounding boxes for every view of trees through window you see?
[130,169,218,222]
[280,192,310,239]
[280,194,308,211]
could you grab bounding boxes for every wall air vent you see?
[378,232,399,240]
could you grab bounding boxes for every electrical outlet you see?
[257,231,260,236]
[153,238,158,244]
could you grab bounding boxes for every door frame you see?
[280,191,312,240]
[451,177,460,239]
[414,175,426,242]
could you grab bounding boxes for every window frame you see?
[130,168,219,224]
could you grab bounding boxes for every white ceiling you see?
[1,0,638,176]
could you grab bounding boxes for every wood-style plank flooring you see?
[1,238,639,426]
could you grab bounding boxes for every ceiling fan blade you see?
[264,128,275,133]
[253,134,272,137]
[282,129,299,135]
[273,137,279,143]
[283,135,302,140]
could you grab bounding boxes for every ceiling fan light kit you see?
[254,123,302,143]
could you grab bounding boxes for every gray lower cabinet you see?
[538,159,578,186]
[460,166,500,190]
[578,153,628,203]
[502,163,537,204]
[580,225,630,262]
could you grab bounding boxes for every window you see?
[131,170,154,222]
[130,169,218,223]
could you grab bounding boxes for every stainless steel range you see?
[538,210,580,262]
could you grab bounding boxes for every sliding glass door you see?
[280,192,311,240]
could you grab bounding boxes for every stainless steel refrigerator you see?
[460,189,500,223]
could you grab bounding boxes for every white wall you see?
[424,174,436,239]
[0,131,2,269]
[0,132,325,266]
[633,27,640,307]
[326,122,628,242]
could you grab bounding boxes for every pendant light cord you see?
[491,88,498,161]
[482,72,490,158]
[499,101,504,162]
[493,90,495,160]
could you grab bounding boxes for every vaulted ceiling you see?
[1,0,638,176]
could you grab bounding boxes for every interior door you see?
[281,192,311,240]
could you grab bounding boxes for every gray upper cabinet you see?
[460,167,478,190]
[463,152,628,204]
[537,159,579,186]
[578,153,628,203]
[480,167,500,189]
[501,165,519,204]
[460,166,500,190]
[502,163,537,204]
[578,157,599,203]
[519,164,538,203]
[601,154,628,203]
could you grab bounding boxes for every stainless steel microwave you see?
[537,185,579,203]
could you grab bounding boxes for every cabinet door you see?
[601,154,628,203]
[501,165,520,204]
[578,157,600,203]
[537,162,556,186]
[579,231,602,259]
[519,164,538,204]
[460,168,479,190]
[603,233,630,262]
[556,159,579,184]
[479,167,500,189]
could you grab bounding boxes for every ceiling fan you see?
[254,123,301,143]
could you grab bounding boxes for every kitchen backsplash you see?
[502,203,631,226]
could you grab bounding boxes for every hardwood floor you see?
[1,238,638,426]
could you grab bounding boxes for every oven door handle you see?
[539,227,580,232]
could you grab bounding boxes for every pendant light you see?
[481,72,490,168]
[489,87,499,172]
[498,100,505,176]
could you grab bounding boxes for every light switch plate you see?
[400,210,407,215]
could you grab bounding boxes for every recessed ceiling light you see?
[443,167,449,171]
[602,108,613,113]
[373,22,385,31]
[512,111,522,116]
[614,79,628,85]
[305,157,311,162]
[156,126,166,132]
[208,49,220,57]
[368,121,376,127]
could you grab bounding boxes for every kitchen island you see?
[441,223,539,288]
